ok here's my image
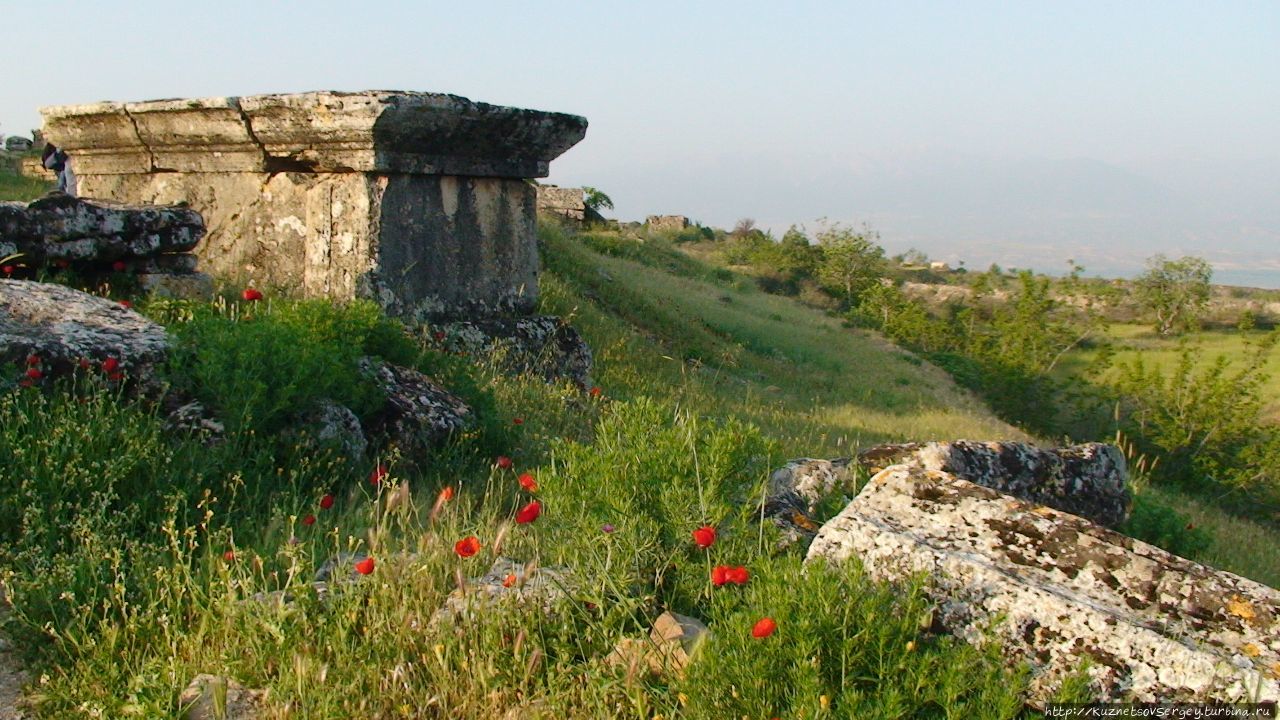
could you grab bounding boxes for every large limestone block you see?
[1,279,170,384]
[807,464,1280,704]
[859,440,1131,528]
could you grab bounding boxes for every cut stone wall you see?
[41,91,587,321]
[536,185,585,222]
[646,215,689,233]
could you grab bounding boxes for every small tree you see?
[815,223,886,306]
[1135,255,1212,335]
[582,186,614,214]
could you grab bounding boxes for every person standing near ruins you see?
[41,142,76,195]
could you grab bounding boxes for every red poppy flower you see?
[302,514,316,526]
[354,557,375,575]
[439,486,455,502]
[495,455,513,470]
[752,617,777,639]
[25,354,40,366]
[454,536,481,558]
[24,368,42,380]
[1,265,13,276]
[589,386,603,398]
[222,550,236,563]
[518,473,538,492]
[433,331,446,342]
[118,300,133,308]
[513,417,524,425]
[502,573,517,588]
[101,357,120,373]
[727,566,750,585]
[320,494,335,510]
[515,500,542,524]
[112,260,127,272]
[107,371,124,382]
[711,565,730,587]
[692,525,716,549]
[241,288,263,301]
[77,358,91,370]
[369,464,388,486]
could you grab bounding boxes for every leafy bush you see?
[1122,493,1211,559]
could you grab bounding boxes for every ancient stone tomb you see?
[41,91,588,321]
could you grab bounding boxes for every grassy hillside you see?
[3,220,1271,717]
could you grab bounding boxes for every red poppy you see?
[454,536,481,558]
[320,494,335,510]
[752,617,777,639]
[107,371,124,382]
[515,500,542,524]
[727,566,750,585]
[241,288,263,301]
[102,357,120,373]
[78,358,92,370]
[589,386,603,398]
[302,514,316,526]
[711,565,730,587]
[1,266,13,276]
[433,331,446,341]
[369,464,388,486]
[502,573,517,588]
[495,455,513,470]
[119,300,133,308]
[354,557,375,575]
[439,486,455,502]
[222,550,236,563]
[513,417,524,425]
[112,260,127,272]
[518,472,538,492]
[692,525,716,549]
[24,368,42,380]
[25,354,40,366]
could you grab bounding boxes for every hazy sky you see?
[4,1,1277,283]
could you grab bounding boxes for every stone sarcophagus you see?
[41,91,588,321]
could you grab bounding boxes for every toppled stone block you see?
[178,674,265,720]
[43,91,589,321]
[437,557,574,622]
[359,358,472,461]
[436,316,593,388]
[0,193,204,280]
[288,399,368,461]
[807,464,1280,705]
[859,440,1130,528]
[1,279,169,391]
[761,458,853,549]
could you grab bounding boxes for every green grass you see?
[1,222,1272,717]
[0,161,52,202]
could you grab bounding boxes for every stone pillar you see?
[40,92,588,321]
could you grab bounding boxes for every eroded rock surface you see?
[359,358,472,459]
[0,193,207,294]
[807,464,1280,704]
[1,279,169,390]
[436,316,592,388]
[859,440,1130,527]
[178,674,265,720]
[762,458,853,548]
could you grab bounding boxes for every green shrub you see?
[1122,493,1211,559]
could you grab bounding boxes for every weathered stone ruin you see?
[535,185,586,222]
[645,214,689,233]
[41,91,588,322]
[806,463,1279,705]
[0,193,209,297]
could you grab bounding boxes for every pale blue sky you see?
[4,1,1278,283]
